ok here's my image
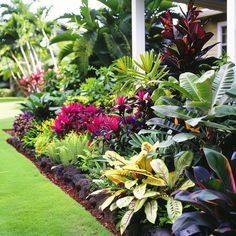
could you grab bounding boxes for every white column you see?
[227,0,236,63]
[132,0,145,62]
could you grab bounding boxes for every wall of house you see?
[203,13,226,58]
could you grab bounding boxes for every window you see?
[217,21,227,56]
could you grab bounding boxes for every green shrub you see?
[0,88,12,97]
[45,132,98,168]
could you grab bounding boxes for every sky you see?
[1,0,105,20]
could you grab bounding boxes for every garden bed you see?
[7,135,173,236]
[7,135,119,236]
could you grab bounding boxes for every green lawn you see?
[0,106,112,235]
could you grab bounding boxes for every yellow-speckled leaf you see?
[100,195,116,211]
[144,200,158,224]
[167,197,183,223]
[142,176,166,186]
[133,198,147,212]
[116,196,134,209]
[133,183,147,199]
[150,159,169,184]
[105,151,129,165]
[120,210,134,235]
[125,179,138,189]
[178,180,195,190]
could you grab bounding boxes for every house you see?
[132,0,236,63]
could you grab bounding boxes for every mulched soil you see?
[6,132,119,236]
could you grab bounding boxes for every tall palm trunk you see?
[20,45,32,75]
[10,51,27,78]
[26,42,37,73]
[42,29,58,70]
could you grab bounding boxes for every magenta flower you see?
[136,90,151,101]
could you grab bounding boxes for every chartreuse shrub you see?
[91,142,194,234]
[0,88,12,97]
[173,148,236,235]
[45,132,98,169]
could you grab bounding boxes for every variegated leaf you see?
[100,195,116,211]
[133,184,147,199]
[167,197,183,223]
[144,200,158,224]
[120,210,134,235]
[178,180,195,190]
[109,202,118,211]
[105,151,129,164]
[150,159,169,184]
[133,198,147,212]
[125,179,138,189]
[116,196,134,209]
[142,176,166,186]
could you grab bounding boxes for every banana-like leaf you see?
[212,105,236,117]
[133,183,147,199]
[150,159,169,185]
[167,197,183,223]
[144,200,158,224]
[120,210,134,235]
[116,196,135,209]
[152,105,196,120]
[212,63,235,106]
[179,72,201,101]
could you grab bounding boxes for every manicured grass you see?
[0,115,112,235]
[0,97,25,103]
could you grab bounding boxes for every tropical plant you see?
[13,112,34,140]
[113,52,168,93]
[0,0,57,83]
[0,88,12,97]
[20,92,68,121]
[150,63,236,153]
[91,142,194,234]
[45,132,98,169]
[50,0,174,77]
[173,148,236,235]
[160,0,217,74]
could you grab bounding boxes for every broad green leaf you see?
[152,105,195,120]
[179,72,200,101]
[150,159,169,184]
[120,210,134,235]
[133,199,147,212]
[204,148,236,193]
[125,179,138,189]
[133,184,147,199]
[212,105,236,117]
[172,133,196,143]
[159,139,175,148]
[174,151,193,184]
[212,63,235,106]
[167,197,183,223]
[116,196,134,209]
[142,191,160,198]
[195,70,214,104]
[144,200,158,224]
